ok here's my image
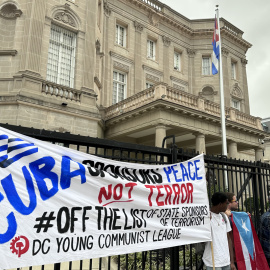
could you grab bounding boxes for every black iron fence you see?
[2,123,270,270]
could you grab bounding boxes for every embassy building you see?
[0,0,266,161]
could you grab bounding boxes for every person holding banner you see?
[225,192,239,269]
[260,197,270,267]
[202,192,236,270]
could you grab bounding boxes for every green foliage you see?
[244,197,260,211]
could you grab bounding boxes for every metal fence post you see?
[169,142,179,270]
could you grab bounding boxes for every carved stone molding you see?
[231,83,243,99]
[221,47,229,57]
[134,21,144,33]
[0,50,17,56]
[199,86,217,97]
[146,73,159,82]
[113,61,129,72]
[54,11,76,27]
[0,4,22,19]
[173,83,185,91]
[96,40,104,57]
[170,76,188,86]
[241,58,248,66]
[94,76,102,90]
[104,1,111,17]
[148,10,159,27]
[143,65,163,77]
[162,36,171,47]
[186,48,196,57]
[110,51,134,65]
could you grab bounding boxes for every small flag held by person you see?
[212,16,219,75]
[231,212,269,270]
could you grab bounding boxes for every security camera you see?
[261,140,265,144]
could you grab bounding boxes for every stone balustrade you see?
[105,83,262,130]
[42,81,81,102]
[140,0,163,11]
[221,19,243,37]
[105,87,155,119]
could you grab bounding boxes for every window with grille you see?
[46,24,76,88]
[202,57,211,75]
[231,62,236,79]
[147,39,156,60]
[174,52,181,71]
[113,71,126,104]
[115,24,126,47]
[231,98,240,110]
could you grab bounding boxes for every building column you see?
[134,21,144,94]
[228,140,238,159]
[255,146,264,162]
[241,58,250,114]
[81,0,97,91]
[186,49,196,94]
[162,36,171,83]
[221,48,229,106]
[194,133,206,154]
[19,0,46,74]
[155,125,167,148]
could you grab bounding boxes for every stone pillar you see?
[162,36,171,83]
[81,1,97,92]
[221,48,229,107]
[186,49,196,94]
[102,2,111,106]
[134,21,144,94]
[241,58,250,114]
[255,146,264,162]
[19,0,46,74]
[155,125,167,148]
[228,140,238,159]
[194,133,206,154]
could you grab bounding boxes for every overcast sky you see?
[161,0,270,119]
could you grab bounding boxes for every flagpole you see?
[216,6,228,190]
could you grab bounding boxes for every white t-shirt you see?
[202,212,232,267]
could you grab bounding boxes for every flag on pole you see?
[231,212,269,270]
[212,16,219,75]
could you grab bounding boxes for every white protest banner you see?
[0,127,211,269]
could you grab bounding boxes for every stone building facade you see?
[0,0,266,160]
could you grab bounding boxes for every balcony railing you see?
[105,83,262,130]
[140,0,163,11]
[42,81,81,102]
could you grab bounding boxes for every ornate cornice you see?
[172,84,185,91]
[146,73,159,82]
[162,36,171,47]
[134,21,144,32]
[170,76,188,86]
[113,61,129,72]
[142,65,163,77]
[110,51,134,65]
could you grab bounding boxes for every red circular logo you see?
[10,236,30,257]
